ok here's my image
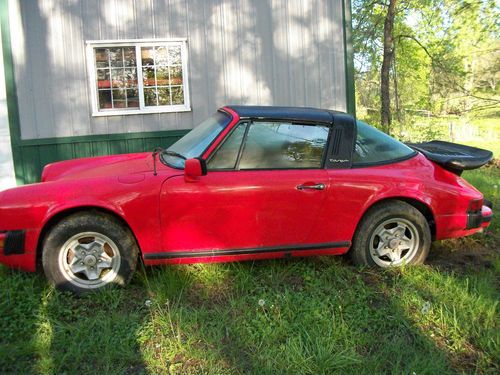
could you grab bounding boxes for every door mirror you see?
[184,158,207,181]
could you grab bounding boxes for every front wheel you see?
[42,211,139,294]
[350,201,431,268]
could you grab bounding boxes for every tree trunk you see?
[380,0,397,133]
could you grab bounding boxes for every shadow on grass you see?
[131,253,498,374]
[0,250,497,374]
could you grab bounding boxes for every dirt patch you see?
[427,237,498,273]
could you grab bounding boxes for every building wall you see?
[3,0,354,184]
[0,18,16,191]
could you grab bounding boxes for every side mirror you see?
[184,158,207,181]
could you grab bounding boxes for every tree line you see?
[353,0,499,133]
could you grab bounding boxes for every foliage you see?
[353,0,500,129]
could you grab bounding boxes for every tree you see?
[380,0,397,132]
[353,0,499,130]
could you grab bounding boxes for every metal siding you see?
[10,0,347,141]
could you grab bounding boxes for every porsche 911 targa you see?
[0,106,493,293]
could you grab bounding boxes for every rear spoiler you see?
[406,141,493,175]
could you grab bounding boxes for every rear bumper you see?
[0,230,37,272]
[467,205,493,229]
[435,204,493,240]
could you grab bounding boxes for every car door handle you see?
[296,183,326,191]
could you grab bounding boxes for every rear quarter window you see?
[353,121,416,166]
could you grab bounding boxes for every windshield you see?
[161,111,232,168]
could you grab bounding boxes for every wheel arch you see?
[36,206,142,270]
[357,196,436,240]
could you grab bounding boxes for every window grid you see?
[87,39,190,116]
[95,47,139,110]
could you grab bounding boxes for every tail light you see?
[468,198,483,212]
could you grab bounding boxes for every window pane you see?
[126,89,139,108]
[123,47,136,66]
[143,67,155,86]
[141,47,154,66]
[124,68,137,88]
[170,66,182,85]
[156,67,169,86]
[208,123,247,169]
[97,69,110,89]
[171,86,184,105]
[95,48,109,68]
[155,46,168,65]
[157,87,171,106]
[111,68,126,88]
[353,121,415,164]
[98,90,112,109]
[239,122,329,169]
[144,88,157,106]
[109,48,124,67]
[168,45,181,65]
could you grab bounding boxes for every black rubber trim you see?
[144,241,351,260]
[195,157,208,175]
[351,151,418,168]
[466,212,482,229]
[3,230,26,255]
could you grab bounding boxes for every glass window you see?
[88,40,189,115]
[239,122,329,169]
[161,111,232,169]
[95,47,139,110]
[353,121,415,165]
[208,123,248,170]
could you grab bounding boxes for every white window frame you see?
[86,38,191,117]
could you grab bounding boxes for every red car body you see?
[0,106,492,272]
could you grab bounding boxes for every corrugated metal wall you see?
[10,0,347,141]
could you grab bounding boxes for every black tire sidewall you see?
[351,201,431,267]
[42,212,138,294]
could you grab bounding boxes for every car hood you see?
[41,152,155,182]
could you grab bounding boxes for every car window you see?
[208,123,248,169]
[238,122,329,169]
[162,111,231,168]
[353,120,415,165]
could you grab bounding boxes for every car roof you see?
[223,105,348,123]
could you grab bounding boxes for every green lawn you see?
[0,244,498,374]
[1,118,499,374]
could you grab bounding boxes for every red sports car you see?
[0,106,493,293]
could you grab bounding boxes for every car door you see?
[159,121,331,255]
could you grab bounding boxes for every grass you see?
[0,249,498,374]
[1,117,499,374]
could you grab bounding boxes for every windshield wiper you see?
[152,148,186,176]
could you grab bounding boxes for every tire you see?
[42,211,139,294]
[350,200,431,268]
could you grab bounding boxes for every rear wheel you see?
[42,211,138,294]
[350,201,431,267]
